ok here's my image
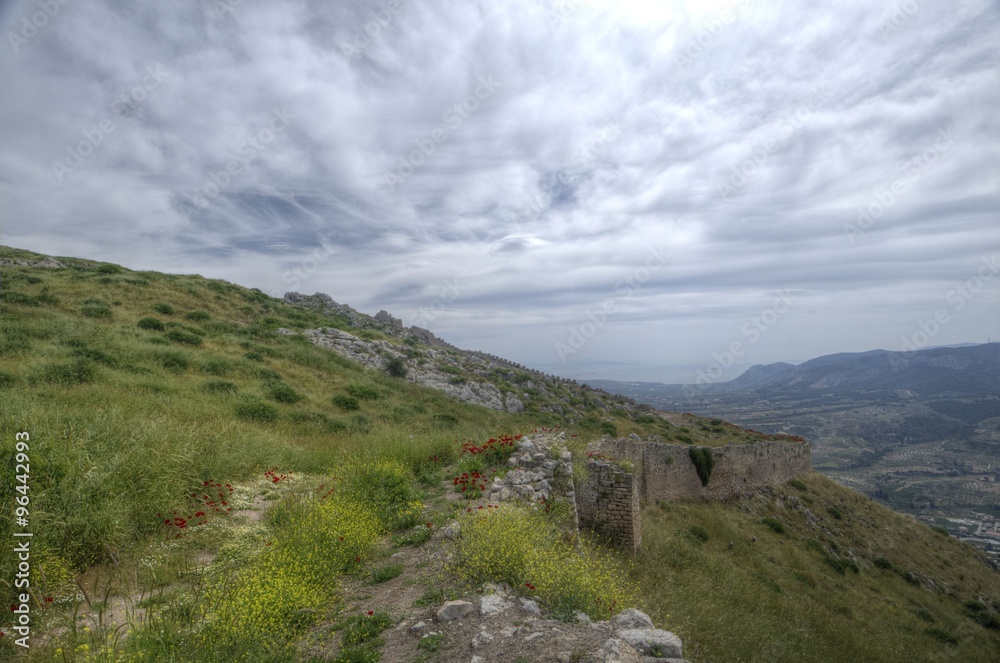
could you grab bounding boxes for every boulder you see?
[480,593,511,617]
[611,608,654,630]
[601,637,642,663]
[617,628,683,658]
[435,600,474,622]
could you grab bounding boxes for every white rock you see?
[472,629,494,648]
[617,628,683,658]
[480,593,511,616]
[436,600,474,622]
[520,598,542,615]
[601,637,642,663]
[501,626,519,637]
[410,621,426,632]
[611,608,654,630]
[524,631,544,642]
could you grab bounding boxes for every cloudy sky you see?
[2,0,998,383]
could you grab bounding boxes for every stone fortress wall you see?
[575,437,811,550]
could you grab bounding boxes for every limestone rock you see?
[436,600,474,622]
[611,608,654,630]
[480,593,511,616]
[520,598,542,615]
[472,628,494,648]
[617,628,683,658]
[601,637,642,663]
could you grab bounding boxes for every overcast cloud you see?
[1,0,998,382]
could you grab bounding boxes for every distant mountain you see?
[589,344,999,401]
[718,344,999,397]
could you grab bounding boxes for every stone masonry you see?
[594,437,811,503]
[577,459,642,552]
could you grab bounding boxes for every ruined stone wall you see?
[593,438,811,503]
[576,460,641,551]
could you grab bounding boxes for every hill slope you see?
[2,245,1000,662]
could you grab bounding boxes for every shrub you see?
[41,359,95,385]
[235,400,279,422]
[4,292,39,306]
[202,380,238,394]
[166,328,203,346]
[433,412,459,426]
[827,507,844,520]
[761,517,785,534]
[200,356,233,376]
[97,263,122,273]
[825,555,859,575]
[267,381,304,404]
[339,458,422,531]
[688,525,710,542]
[385,357,407,378]
[926,628,958,645]
[689,447,715,486]
[158,351,190,372]
[82,304,113,318]
[186,310,211,321]
[137,317,165,331]
[0,371,17,389]
[873,557,895,571]
[599,421,618,437]
[341,610,393,647]
[369,563,404,584]
[393,527,434,547]
[332,394,361,411]
[346,384,381,400]
[153,303,174,315]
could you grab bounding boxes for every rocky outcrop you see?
[399,586,689,663]
[0,256,65,269]
[302,327,524,412]
[374,309,404,330]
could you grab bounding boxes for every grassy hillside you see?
[638,472,1000,662]
[2,245,1000,662]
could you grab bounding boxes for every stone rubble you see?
[406,584,689,663]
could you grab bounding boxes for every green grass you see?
[636,473,1000,663]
